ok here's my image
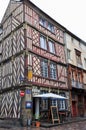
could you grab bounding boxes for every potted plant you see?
[32,114,36,127]
[35,114,41,127]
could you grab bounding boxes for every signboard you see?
[50,106,60,124]
[25,101,32,109]
[28,70,33,80]
[20,91,25,97]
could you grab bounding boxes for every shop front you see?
[32,93,68,124]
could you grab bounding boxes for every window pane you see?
[48,41,55,54]
[51,99,58,106]
[41,98,48,110]
[40,35,47,50]
[39,18,46,27]
[84,58,86,67]
[48,22,54,33]
[67,49,71,59]
[50,63,57,79]
[59,100,66,110]
[41,60,48,77]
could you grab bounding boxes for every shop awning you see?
[33,93,67,99]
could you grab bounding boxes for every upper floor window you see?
[75,49,82,65]
[39,17,54,33]
[41,59,57,80]
[71,37,74,43]
[0,25,3,35]
[48,40,55,54]
[67,49,71,59]
[40,35,47,50]
[77,72,82,82]
[41,60,48,78]
[48,22,54,33]
[39,17,46,27]
[71,70,75,80]
[50,62,57,79]
[84,58,86,67]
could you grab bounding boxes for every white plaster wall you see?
[65,33,86,70]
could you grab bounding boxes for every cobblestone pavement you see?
[0,120,86,130]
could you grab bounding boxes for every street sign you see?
[20,91,25,97]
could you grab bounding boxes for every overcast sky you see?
[0,0,86,41]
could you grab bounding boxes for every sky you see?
[0,0,86,41]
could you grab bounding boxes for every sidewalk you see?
[0,117,86,130]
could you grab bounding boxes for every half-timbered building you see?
[0,0,68,125]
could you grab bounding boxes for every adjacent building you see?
[65,30,86,117]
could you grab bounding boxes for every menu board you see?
[50,106,60,124]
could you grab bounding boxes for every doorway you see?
[72,101,77,117]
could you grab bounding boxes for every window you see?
[50,63,57,79]
[75,49,82,65]
[48,40,55,54]
[40,35,47,50]
[84,58,86,67]
[48,22,54,33]
[39,17,46,27]
[77,72,82,82]
[67,49,71,59]
[71,37,74,43]
[51,99,58,106]
[41,60,48,78]
[41,98,48,110]
[71,70,75,80]
[59,100,66,110]
[0,25,3,35]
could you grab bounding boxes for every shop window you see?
[41,98,48,110]
[59,100,66,110]
[50,62,57,79]
[40,35,47,50]
[41,60,48,78]
[51,99,58,106]
[48,40,55,54]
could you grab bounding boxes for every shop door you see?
[72,101,77,117]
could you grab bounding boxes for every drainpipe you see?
[64,31,72,116]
